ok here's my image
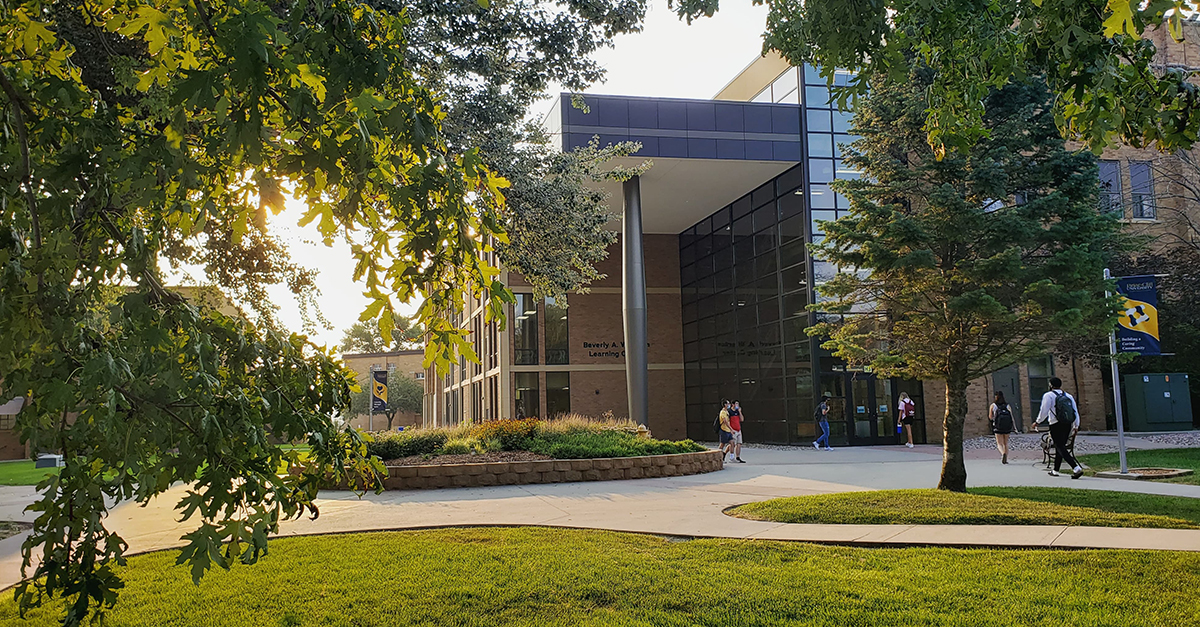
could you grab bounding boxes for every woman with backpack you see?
[989,391,1016,464]
[897,392,917,448]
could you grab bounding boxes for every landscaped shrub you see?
[471,418,540,450]
[527,430,704,459]
[440,437,483,456]
[362,416,704,462]
[368,430,448,460]
[538,413,640,436]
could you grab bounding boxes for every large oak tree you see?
[0,0,628,623]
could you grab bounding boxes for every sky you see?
[260,1,771,349]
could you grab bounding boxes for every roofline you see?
[712,51,791,101]
[713,53,770,99]
[341,349,424,359]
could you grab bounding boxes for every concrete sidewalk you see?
[2,444,1199,591]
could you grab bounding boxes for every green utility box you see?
[1123,373,1194,431]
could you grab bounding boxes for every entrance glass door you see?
[849,374,896,445]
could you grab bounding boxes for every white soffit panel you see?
[588,156,794,234]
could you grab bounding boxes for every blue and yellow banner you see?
[1115,275,1160,355]
[371,370,388,412]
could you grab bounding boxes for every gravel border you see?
[1138,432,1200,447]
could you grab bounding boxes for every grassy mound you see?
[4,528,1198,626]
[368,416,705,462]
[1080,448,1200,485]
[729,488,1200,528]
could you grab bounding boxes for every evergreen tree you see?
[813,71,1132,491]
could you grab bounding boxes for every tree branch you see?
[0,68,42,249]
[97,210,185,306]
[191,0,220,40]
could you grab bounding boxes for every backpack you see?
[1053,391,1075,423]
[993,403,1013,432]
[713,409,725,432]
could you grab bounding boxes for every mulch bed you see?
[381,451,553,467]
[1129,467,1191,477]
[0,521,31,542]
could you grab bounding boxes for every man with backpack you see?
[813,395,832,450]
[1034,377,1083,479]
[714,400,734,462]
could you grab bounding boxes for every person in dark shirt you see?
[813,395,832,450]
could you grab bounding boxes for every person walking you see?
[989,391,1016,464]
[1033,377,1083,479]
[813,395,832,450]
[729,401,746,463]
[716,399,735,463]
[897,392,916,448]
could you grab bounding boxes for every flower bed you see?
[366,416,705,462]
[383,451,551,466]
[337,417,721,490]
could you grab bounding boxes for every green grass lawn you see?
[0,460,58,486]
[729,488,1200,528]
[1080,447,1200,485]
[2,527,1198,626]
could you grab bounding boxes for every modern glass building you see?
[424,52,1120,445]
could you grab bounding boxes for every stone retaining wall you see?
[378,450,724,490]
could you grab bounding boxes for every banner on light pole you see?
[1115,275,1161,356]
[371,370,388,412]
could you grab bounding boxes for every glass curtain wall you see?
[544,297,569,365]
[680,164,810,443]
[515,372,540,419]
[513,294,539,365]
[682,64,912,446]
[546,372,570,417]
[802,64,861,289]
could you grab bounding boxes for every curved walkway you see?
[2,444,1200,590]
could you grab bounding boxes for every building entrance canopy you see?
[546,94,803,234]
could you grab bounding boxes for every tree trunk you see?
[386,411,396,430]
[937,374,970,492]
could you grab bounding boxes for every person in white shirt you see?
[897,392,916,448]
[1033,377,1083,479]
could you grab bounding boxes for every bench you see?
[1040,430,1077,469]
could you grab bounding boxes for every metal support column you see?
[623,176,649,428]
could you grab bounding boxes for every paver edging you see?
[351,450,726,491]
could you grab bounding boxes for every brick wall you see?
[0,428,26,460]
[376,450,723,490]
[922,357,1108,444]
[566,369,687,440]
[502,234,687,436]
[342,350,426,428]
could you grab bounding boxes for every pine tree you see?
[813,70,1132,491]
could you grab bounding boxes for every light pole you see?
[368,366,376,433]
[1104,268,1129,474]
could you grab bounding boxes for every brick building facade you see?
[425,19,1199,445]
[341,349,425,431]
